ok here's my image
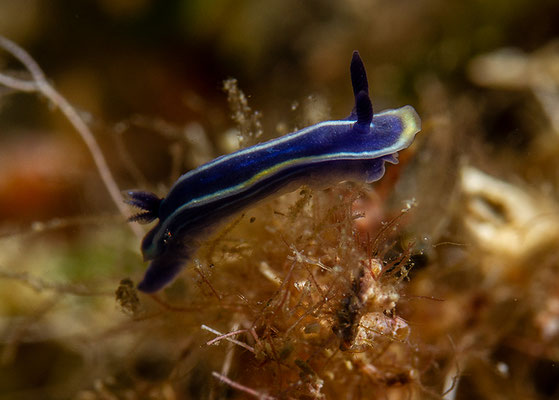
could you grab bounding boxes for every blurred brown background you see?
[3,0,559,399]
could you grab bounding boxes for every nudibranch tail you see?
[393,105,422,147]
[126,191,162,224]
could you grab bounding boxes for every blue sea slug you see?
[127,51,421,292]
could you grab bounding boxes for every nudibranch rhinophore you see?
[127,51,421,292]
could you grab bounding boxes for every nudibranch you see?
[127,51,421,293]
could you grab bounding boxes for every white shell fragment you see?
[354,312,410,347]
[461,166,559,274]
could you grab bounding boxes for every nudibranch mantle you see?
[127,51,421,293]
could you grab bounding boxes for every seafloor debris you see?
[461,166,559,278]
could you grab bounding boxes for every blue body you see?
[127,52,421,292]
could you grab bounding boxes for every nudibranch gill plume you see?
[127,51,421,293]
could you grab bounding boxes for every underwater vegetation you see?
[2,0,559,399]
